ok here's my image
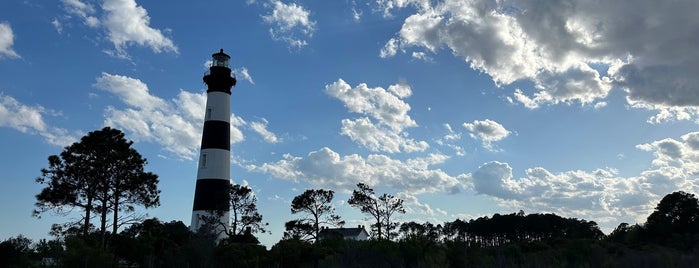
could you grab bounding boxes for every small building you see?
[318,225,370,241]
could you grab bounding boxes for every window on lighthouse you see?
[200,154,207,169]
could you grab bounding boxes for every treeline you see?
[402,211,604,247]
[4,191,699,267]
[5,128,699,267]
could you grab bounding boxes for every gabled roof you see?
[319,227,366,237]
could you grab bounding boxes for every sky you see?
[1,0,699,247]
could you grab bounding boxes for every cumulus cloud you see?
[250,118,280,143]
[467,161,655,225]
[398,192,437,216]
[0,93,78,146]
[340,117,428,153]
[326,79,416,131]
[0,22,20,59]
[262,0,316,49]
[465,130,699,226]
[94,73,244,159]
[463,119,510,150]
[58,0,177,59]
[102,0,178,58]
[247,147,462,194]
[626,98,699,124]
[379,0,699,115]
[326,79,428,153]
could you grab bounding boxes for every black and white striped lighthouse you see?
[190,49,236,236]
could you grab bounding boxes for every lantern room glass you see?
[212,54,229,68]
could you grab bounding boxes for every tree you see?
[286,189,344,242]
[347,183,405,240]
[227,184,268,239]
[646,191,699,235]
[0,235,33,267]
[35,127,160,247]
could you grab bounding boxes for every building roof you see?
[318,226,369,239]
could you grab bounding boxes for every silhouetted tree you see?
[348,183,405,240]
[35,127,160,247]
[283,220,316,241]
[286,189,344,242]
[0,235,33,267]
[227,184,268,238]
[646,191,699,235]
[118,218,194,266]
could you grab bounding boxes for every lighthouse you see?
[191,49,237,236]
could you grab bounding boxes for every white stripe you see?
[205,91,231,122]
[196,148,230,179]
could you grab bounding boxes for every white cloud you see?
[58,0,177,59]
[465,130,699,228]
[61,0,100,27]
[0,93,78,146]
[94,73,245,159]
[352,7,362,22]
[102,0,178,58]
[0,22,20,59]
[435,123,464,156]
[326,79,428,153]
[94,72,168,111]
[380,38,399,58]
[626,98,699,124]
[233,67,255,85]
[262,0,316,49]
[511,89,539,109]
[374,0,430,18]
[326,79,416,132]
[398,192,435,216]
[51,18,63,34]
[379,0,699,112]
[463,119,510,150]
[340,117,428,153]
[250,118,279,143]
[248,147,462,194]
[467,161,655,225]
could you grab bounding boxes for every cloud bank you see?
[378,0,699,122]
[94,73,244,159]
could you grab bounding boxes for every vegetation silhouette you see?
[284,189,344,242]
[33,127,159,249]
[5,128,699,267]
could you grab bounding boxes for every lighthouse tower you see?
[191,49,237,236]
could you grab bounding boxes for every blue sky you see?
[2,0,699,247]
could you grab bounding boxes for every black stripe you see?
[192,179,230,211]
[204,67,236,93]
[201,120,230,150]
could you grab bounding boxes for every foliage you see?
[18,187,699,266]
[0,235,33,268]
[645,191,699,245]
[228,184,268,237]
[285,189,344,242]
[34,127,160,248]
[347,183,405,240]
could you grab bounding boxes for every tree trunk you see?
[100,202,107,248]
[84,195,92,236]
[112,181,120,236]
[314,213,319,241]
